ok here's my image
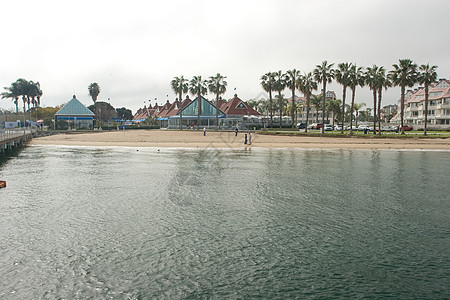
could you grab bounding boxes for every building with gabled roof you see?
[54,95,95,129]
[220,94,260,116]
[391,78,450,128]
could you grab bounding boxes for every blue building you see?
[54,95,95,130]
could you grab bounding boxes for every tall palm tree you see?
[327,99,341,128]
[375,67,390,135]
[189,76,208,130]
[335,62,352,133]
[272,70,286,128]
[260,72,275,128]
[1,81,21,114]
[311,94,322,123]
[88,82,101,121]
[88,82,101,103]
[389,59,418,134]
[297,72,318,133]
[314,61,335,134]
[353,102,366,127]
[284,69,301,129]
[170,76,189,130]
[365,65,380,135]
[348,65,365,135]
[208,73,227,130]
[418,64,438,136]
[15,78,32,123]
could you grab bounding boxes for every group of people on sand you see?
[234,127,252,145]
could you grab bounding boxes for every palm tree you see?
[327,99,341,128]
[170,76,189,130]
[353,102,366,127]
[272,70,286,128]
[189,76,208,130]
[365,65,380,135]
[311,94,322,123]
[284,69,301,129]
[348,65,365,135]
[335,62,352,133]
[1,81,21,114]
[88,82,101,103]
[208,73,227,130]
[260,72,275,127]
[375,67,390,135]
[418,64,438,135]
[88,82,101,121]
[389,59,418,134]
[314,61,335,134]
[15,78,32,124]
[297,72,317,133]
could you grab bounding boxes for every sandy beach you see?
[29,130,450,150]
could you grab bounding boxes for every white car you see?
[324,124,333,131]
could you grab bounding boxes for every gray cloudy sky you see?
[1,0,449,113]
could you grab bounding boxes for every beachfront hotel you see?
[392,78,450,129]
[133,94,261,129]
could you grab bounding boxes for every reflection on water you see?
[0,145,449,298]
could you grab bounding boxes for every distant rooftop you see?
[55,95,95,116]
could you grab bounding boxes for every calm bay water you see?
[0,145,449,299]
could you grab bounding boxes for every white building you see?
[393,79,450,129]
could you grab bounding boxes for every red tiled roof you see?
[220,94,260,116]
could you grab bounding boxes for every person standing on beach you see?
[244,133,248,144]
[248,132,252,145]
[235,126,238,136]
[203,127,206,136]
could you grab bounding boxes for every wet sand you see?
[29,130,450,150]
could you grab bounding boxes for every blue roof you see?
[55,96,95,116]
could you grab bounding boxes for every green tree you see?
[311,94,322,123]
[348,65,365,134]
[418,64,438,135]
[365,65,380,135]
[189,76,208,130]
[272,70,286,128]
[389,59,418,134]
[327,99,341,127]
[88,82,101,103]
[353,102,366,127]
[170,76,189,130]
[314,61,335,134]
[88,82,101,121]
[1,81,21,114]
[335,62,352,133]
[376,67,391,135]
[284,69,301,128]
[260,72,275,127]
[116,107,133,120]
[208,73,227,130]
[296,72,317,133]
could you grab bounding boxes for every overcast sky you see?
[1,0,449,114]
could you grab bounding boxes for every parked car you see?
[324,124,333,131]
[357,125,370,131]
[308,123,322,129]
[334,124,348,131]
[381,126,396,132]
[296,122,307,129]
[400,125,414,131]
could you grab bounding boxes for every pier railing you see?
[0,128,36,143]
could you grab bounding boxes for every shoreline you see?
[29,130,450,150]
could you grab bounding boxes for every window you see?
[236,102,247,109]
[429,92,442,98]
[436,81,449,88]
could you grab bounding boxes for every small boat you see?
[0,181,6,188]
